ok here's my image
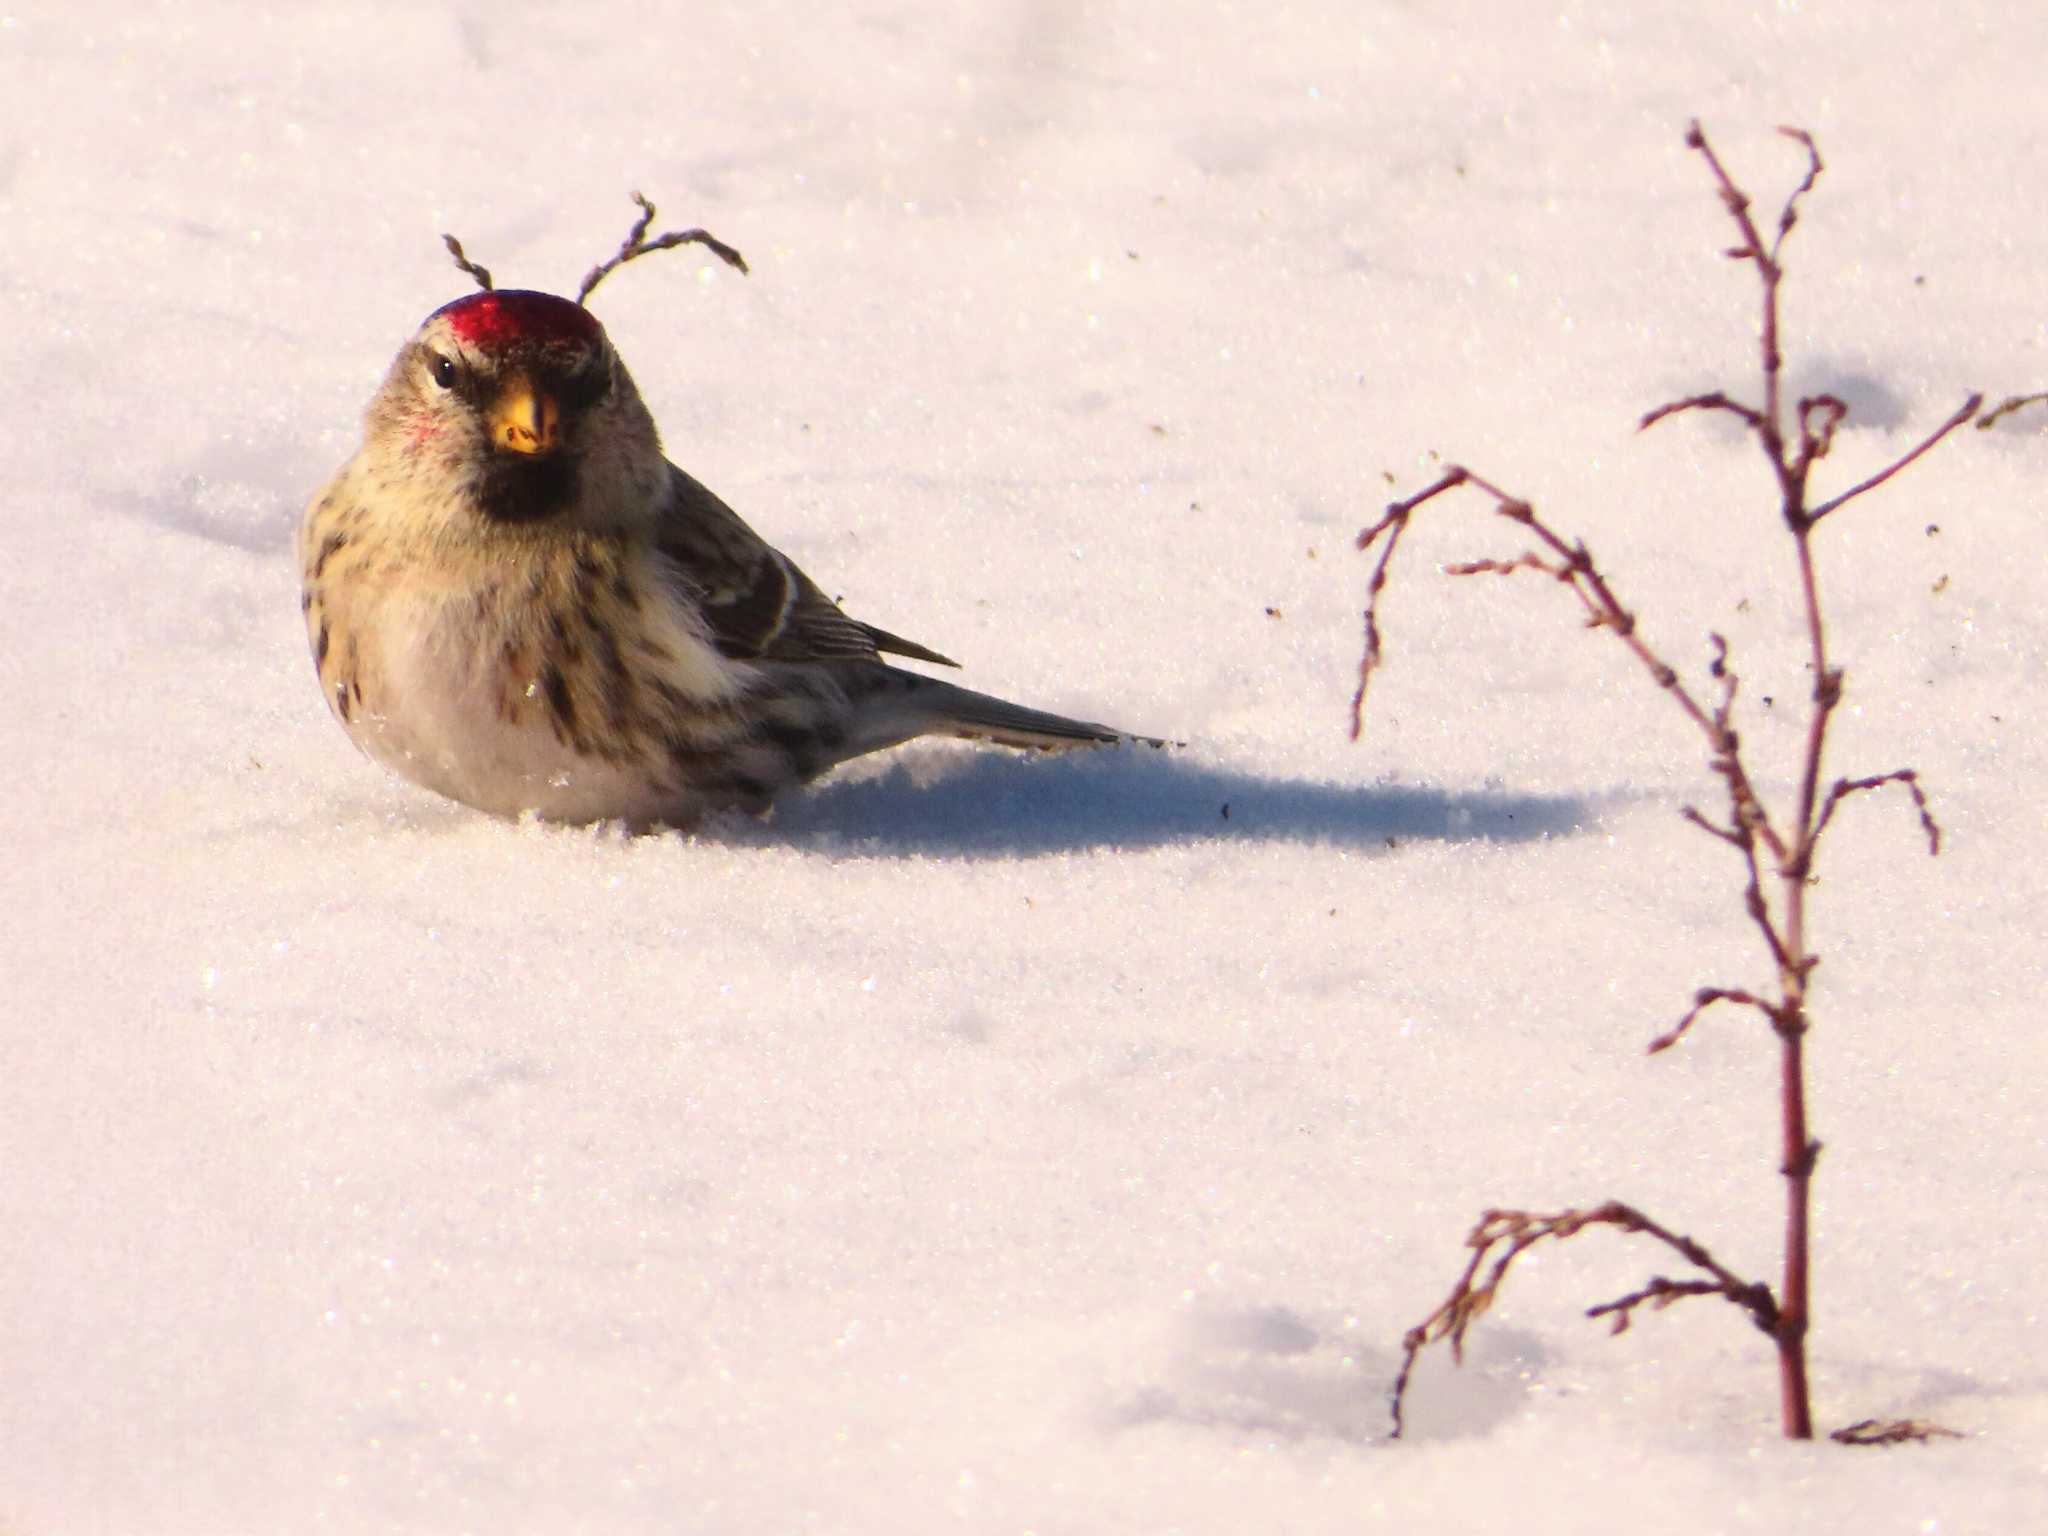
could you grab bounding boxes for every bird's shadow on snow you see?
[711,745,1600,858]
[1104,1304,1544,1446]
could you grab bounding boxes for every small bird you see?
[299,284,1153,826]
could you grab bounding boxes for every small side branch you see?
[1975,392,2048,430]
[1810,769,1941,856]
[1388,1201,1776,1439]
[1736,814,1797,977]
[1349,470,1469,738]
[1444,552,1573,582]
[1794,394,1848,475]
[1768,127,1826,256]
[1808,395,1983,524]
[1682,122,1818,459]
[576,192,750,305]
[1639,390,1766,434]
[1648,986,1783,1054]
[1586,1276,1727,1333]
[1686,123,1773,269]
[1681,805,1745,847]
[1354,463,1793,867]
[1355,471,1712,721]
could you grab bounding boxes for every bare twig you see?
[1690,629,1800,990]
[1647,986,1782,1054]
[441,234,494,293]
[1808,395,1983,523]
[1586,1276,1728,1333]
[576,191,749,306]
[1640,390,1766,434]
[1736,826,1796,978]
[1349,471,1466,738]
[1811,769,1941,856]
[1353,467,1790,866]
[1388,1201,1776,1439]
[1704,629,1742,716]
[1444,552,1573,582]
[1682,120,1816,474]
[1769,127,1825,253]
[1680,805,1745,847]
[1975,392,2048,430]
[1794,394,1848,473]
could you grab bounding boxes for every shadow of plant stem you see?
[1357,121,1979,1443]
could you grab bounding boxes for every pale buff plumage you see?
[299,288,1151,826]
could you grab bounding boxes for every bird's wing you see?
[653,464,958,668]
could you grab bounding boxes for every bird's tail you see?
[840,666,1162,757]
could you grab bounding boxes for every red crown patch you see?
[430,290,601,349]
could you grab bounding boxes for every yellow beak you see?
[491,376,560,455]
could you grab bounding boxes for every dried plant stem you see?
[1388,1203,1777,1439]
[440,195,748,307]
[1366,122,1976,1442]
[441,234,494,293]
[576,192,749,305]
[1974,391,2048,430]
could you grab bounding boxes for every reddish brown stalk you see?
[1366,122,1973,1442]
[1388,1203,1776,1440]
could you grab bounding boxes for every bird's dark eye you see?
[428,353,459,390]
[563,355,613,410]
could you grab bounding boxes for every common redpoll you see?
[299,286,1154,826]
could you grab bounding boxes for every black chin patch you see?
[476,452,578,525]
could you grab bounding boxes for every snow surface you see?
[5,2,2047,1531]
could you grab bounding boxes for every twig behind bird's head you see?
[436,193,749,306]
[576,192,749,304]
[442,234,493,293]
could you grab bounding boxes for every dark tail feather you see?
[844,668,1167,756]
[923,679,1131,751]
